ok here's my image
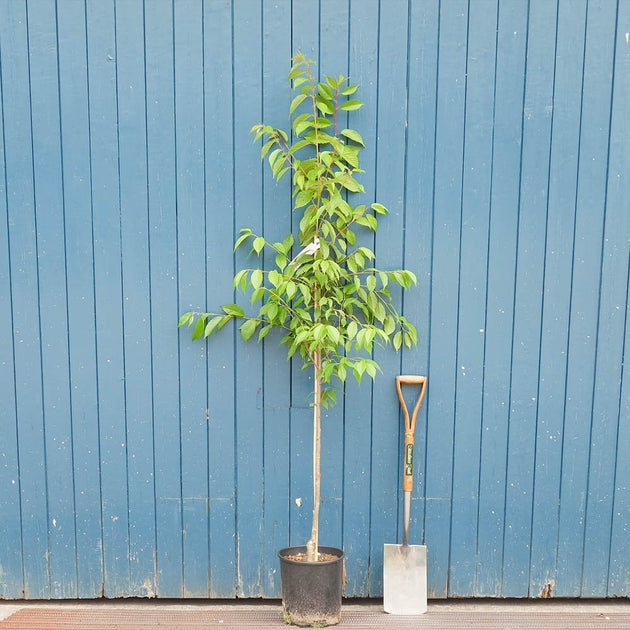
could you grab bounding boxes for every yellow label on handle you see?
[405,443,414,476]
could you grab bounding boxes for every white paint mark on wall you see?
[295,497,302,508]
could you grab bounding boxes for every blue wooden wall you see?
[0,0,628,600]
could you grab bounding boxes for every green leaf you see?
[204,316,224,338]
[222,303,244,317]
[340,99,363,111]
[346,320,358,340]
[383,315,396,336]
[317,82,334,99]
[250,287,265,304]
[372,202,387,214]
[372,300,385,322]
[341,84,359,96]
[282,233,294,253]
[253,236,265,254]
[316,96,335,115]
[325,325,340,345]
[299,284,311,306]
[287,139,310,156]
[269,269,281,287]
[217,315,232,331]
[178,312,193,327]
[339,174,362,192]
[192,317,205,341]
[234,229,252,251]
[260,138,276,159]
[294,190,313,209]
[294,118,312,137]
[407,323,418,344]
[393,331,403,351]
[275,253,287,270]
[321,387,337,409]
[288,66,304,80]
[240,319,258,342]
[340,128,365,146]
[251,268,263,289]
[353,360,366,383]
[233,269,247,290]
[268,148,281,169]
[289,93,307,114]
[365,362,378,379]
[286,281,297,299]
[337,363,347,382]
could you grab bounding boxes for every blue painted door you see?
[0,0,628,599]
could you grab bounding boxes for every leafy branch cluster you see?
[180,52,417,408]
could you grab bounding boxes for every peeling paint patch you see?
[143,578,155,598]
[539,579,555,598]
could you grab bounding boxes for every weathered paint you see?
[0,0,628,600]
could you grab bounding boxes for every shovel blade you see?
[383,543,427,615]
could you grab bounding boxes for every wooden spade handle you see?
[395,375,427,492]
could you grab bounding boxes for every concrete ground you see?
[0,598,628,629]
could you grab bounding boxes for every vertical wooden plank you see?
[607,0,630,597]
[317,0,350,564]
[609,271,630,594]
[0,0,50,599]
[56,0,104,598]
[86,0,130,598]
[369,0,411,599]
[528,0,586,599]
[114,1,156,597]
[403,0,439,597]
[475,0,528,598]
[582,0,629,597]
[556,0,616,597]
[26,0,77,599]
[260,0,292,597]
[232,0,264,597]
[203,0,238,598]
[288,0,319,554]
[501,0,557,597]
[0,18,24,597]
[424,0,468,598]
[343,0,379,597]
[448,0,498,597]
[144,0,183,598]
[174,0,210,598]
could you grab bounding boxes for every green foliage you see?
[180,52,417,407]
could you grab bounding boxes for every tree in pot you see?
[179,52,417,626]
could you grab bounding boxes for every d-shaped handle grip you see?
[395,375,427,492]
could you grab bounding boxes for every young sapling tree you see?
[179,52,417,563]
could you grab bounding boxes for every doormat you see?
[1,607,629,629]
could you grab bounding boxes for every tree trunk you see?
[306,349,322,562]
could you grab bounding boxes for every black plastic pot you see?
[278,546,345,627]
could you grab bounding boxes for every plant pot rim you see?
[278,545,344,565]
